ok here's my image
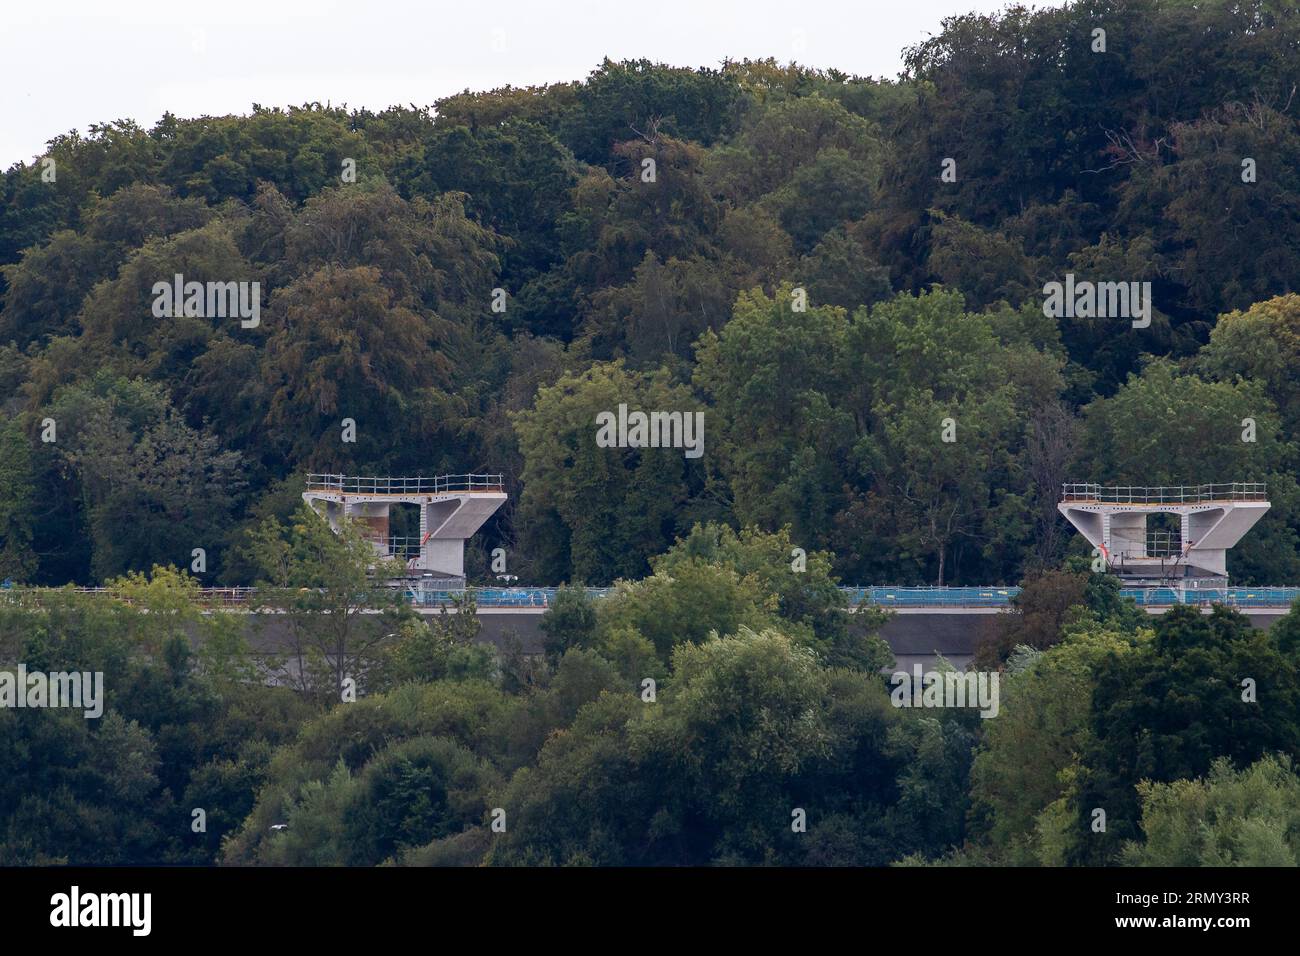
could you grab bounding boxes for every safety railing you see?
[845,586,1019,608]
[305,474,505,495]
[365,535,424,557]
[1145,529,1183,558]
[5,583,1300,611]
[407,577,466,591]
[1061,483,1267,504]
[410,587,555,608]
[406,586,615,608]
[0,586,258,608]
[1121,586,1300,607]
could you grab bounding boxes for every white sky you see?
[1,0,1065,170]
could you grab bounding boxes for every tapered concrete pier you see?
[1058,483,1269,582]
[303,474,506,583]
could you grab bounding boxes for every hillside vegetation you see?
[4,0,1300,588]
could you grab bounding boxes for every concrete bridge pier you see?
[302,474,506,584]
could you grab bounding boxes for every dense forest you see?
[4,524,1299,865]
[3,0,1300,867]
[3,0,1300,588]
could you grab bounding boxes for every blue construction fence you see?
[404,584,1300,609]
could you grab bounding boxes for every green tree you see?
[1077,605,1300,864]
[652,522,890,670]
[512,360,703,583]
[260,265,449,468]
[1122,755,1300,867]
[244,503,406,700]
[47,374,246,581]
[693,285,854,548]
[0,421,38,581]
[966,626,1136,865]
[562,59,744,166]
[1198,295,1300,435]
[539,585,599,662]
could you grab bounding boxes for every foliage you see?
[3,0,1300,868]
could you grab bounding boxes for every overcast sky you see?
[2,0,1066,169]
